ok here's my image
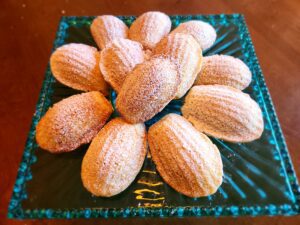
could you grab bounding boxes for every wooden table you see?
[1,0,299,224]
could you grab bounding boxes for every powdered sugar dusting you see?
[36,92,113,153]
[182,85,264,142]
[153,33,203,98]
[195,54,252,90]
[116,57,180,123]
[100,38,145,93]
[91,15,128,49]
[50,43,109,95]
[81,118,147,196]
[148,114,223,197]
[172,20,217,51]
[129,11,171,49]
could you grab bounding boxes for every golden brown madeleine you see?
[153,33,203,98]
[172,20,217,51]
[116,57,180,123]
[129,11,171,49]
[182,85,264,142]
[50,43,109,95]
[99,38,145,93]
[195,55,252,90]
[90,15,128,49]
[148,113,223,197]
[36,92,113,153]
[81,118,147,197]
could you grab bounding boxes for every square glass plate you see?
[8,14,300,219]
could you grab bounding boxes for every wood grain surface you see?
[0,0,299,224]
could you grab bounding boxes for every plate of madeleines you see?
[10,11,300,219]
[36,11,263,199]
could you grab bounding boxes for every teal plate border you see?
[8,14,300,218]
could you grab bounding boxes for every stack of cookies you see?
[36,11,264,198]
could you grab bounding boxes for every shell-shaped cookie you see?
[91,15,128,49]
[50,43,109,95]
[172,20,217,51]
[129,11,171,49]
[36,92,113,153]
[81,118,147,197]
[100,38,145,93]
[116,57,180,123]
[195,55,252,90]
[153,33,203,98]
[148,113,223,197]
[182,85,264,142]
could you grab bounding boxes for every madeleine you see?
[50,43,109,95]
[36,92,113,153]
[129,11,171,49]
[195,54,252,90]
[182,85,264,142]
[154,33,203,98]
[148,114,223,197]
[100,38,145,93]
[116,57,180,123]
[91,15,128,49]
[172,20,216,51]
[81,118,147,197]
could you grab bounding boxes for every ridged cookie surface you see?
[129,11,171,49]
[172,20,216,51]
[182,85,264,142]
[81,118,147,197]
[100,38,145,93]
[153,33,203,98]
[148,113,223,197]
[116,57,180,123]
[50,43,109,95]
[91,15,128,49]
[36,92,113,153]
[195,55,252,90]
